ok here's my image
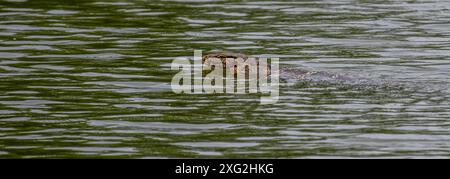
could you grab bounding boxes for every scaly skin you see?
[200,53,400,90]
[202,52,270,78]
[202,52,355,84]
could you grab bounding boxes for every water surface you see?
[0,0,450,158]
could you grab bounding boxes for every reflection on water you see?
[0,0,450,158]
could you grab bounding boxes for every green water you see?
[0,0,450,158]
